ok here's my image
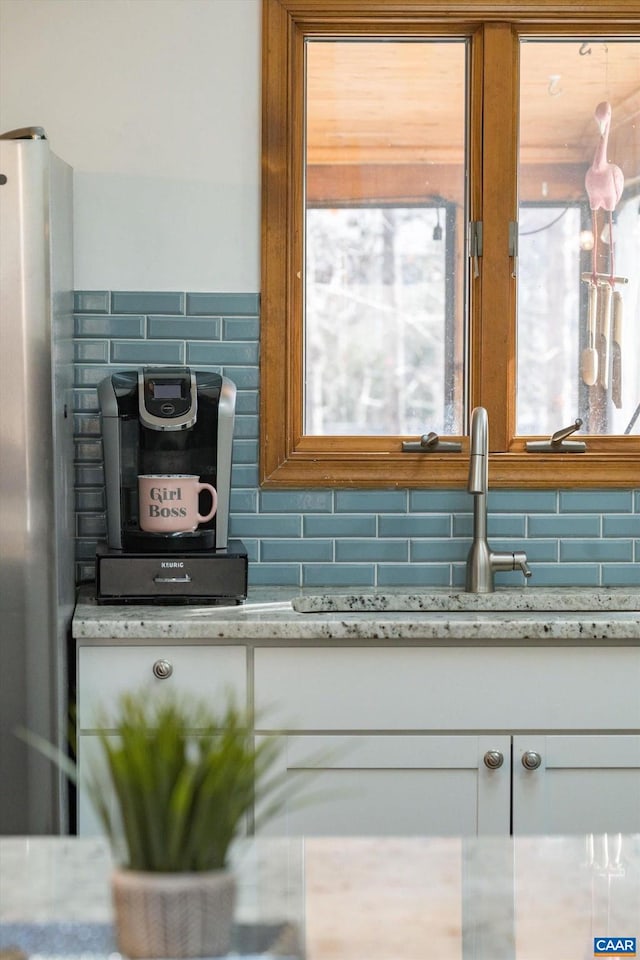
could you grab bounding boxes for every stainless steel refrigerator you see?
[0,128,75,834]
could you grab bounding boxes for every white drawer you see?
[78,644,246,729]
[254,646,640,732]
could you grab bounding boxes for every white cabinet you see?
[513,734,640,835]
[78,644,247,728]
[258,733,511,836]
[254,646,640,837]
[77,643,246,835]
[75,639,640,838]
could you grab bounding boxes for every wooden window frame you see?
[260,0,640,488]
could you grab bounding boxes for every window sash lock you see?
[469,221,482,278]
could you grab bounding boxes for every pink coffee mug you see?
[138,474,217,534]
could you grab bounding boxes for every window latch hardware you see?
[468,221,482,278]
[525,418,586,453]
[509,221,518,278]
[402,431,462,453]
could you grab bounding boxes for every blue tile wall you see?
[73,291,640,589]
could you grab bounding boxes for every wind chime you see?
[582,99,627,408]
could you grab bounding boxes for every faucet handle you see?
[513,551,532,579]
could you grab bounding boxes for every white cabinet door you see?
[257,734,511,837]
[254,647,640,732]
[513,735,640,835]
[254,646,640,837]
[77,734,111,836]
[76,643,247,835]
[78,644,246,729]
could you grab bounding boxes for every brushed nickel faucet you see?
[465,406,532,593]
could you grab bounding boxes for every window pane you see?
[517,204,583,435]
[305,40,467,436]
[517,39,640,436]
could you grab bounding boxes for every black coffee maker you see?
[95,366,247,603]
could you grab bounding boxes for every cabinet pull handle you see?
[483,750,504,769]
[521,750,542,770]
[152,659,173,680]
[153,574,192,584]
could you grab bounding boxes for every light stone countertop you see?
[0,836,303,959]
[0,837,299,927]
[73,586,640,643]
[1,835,640,960]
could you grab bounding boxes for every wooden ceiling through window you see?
[306,39,640,206]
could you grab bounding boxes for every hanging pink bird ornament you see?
[582,100,626,398]
[584,100,624,281]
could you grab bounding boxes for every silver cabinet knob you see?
[521,750,542,770]
[152,658,173,680]
[483,750,504,769]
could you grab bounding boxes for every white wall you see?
[0,0,261,291]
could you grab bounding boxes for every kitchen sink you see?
[291,588,640,614]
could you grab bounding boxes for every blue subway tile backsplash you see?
[74,341,109,364]
[147,316,222,340]
[189,341,259,365]
[262,539,334,562]
[335,490,407,513]
[559,540,634,562]
[73,291,110,313]
[260,490,333,513]
[72,290,640,588]
[603,516,640,537]
[559,490,634,513]
[186,292,260,316]
[378,515,451,538]
[525,564,601,587]
[601,564,640,586]
[302,563,375,587]
[336,539,409,563]
[379,564,451,587]
[410,539,469,563]
[111,291,185,314]
[528,515,601,538]
[110,340,184,364]
[234,415,259,439]
[75,314,146,338]
[303,514,378,538]
[223,317,260,340]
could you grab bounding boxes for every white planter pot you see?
[111,867,236,958]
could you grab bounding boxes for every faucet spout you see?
[465,406,531,593]
[468,406,488,495]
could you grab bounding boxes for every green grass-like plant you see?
[85,690,287,873]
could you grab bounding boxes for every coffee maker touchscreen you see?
[152,382,182,400]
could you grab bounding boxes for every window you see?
[261,0,640,487]
[306,201,460,436]
[517,38,640,439]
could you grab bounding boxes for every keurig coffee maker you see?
[95,366,247,603]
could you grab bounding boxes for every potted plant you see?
[22,689,288,959]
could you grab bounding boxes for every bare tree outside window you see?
[305,205,456,435]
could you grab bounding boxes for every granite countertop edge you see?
[73,587,640,643]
